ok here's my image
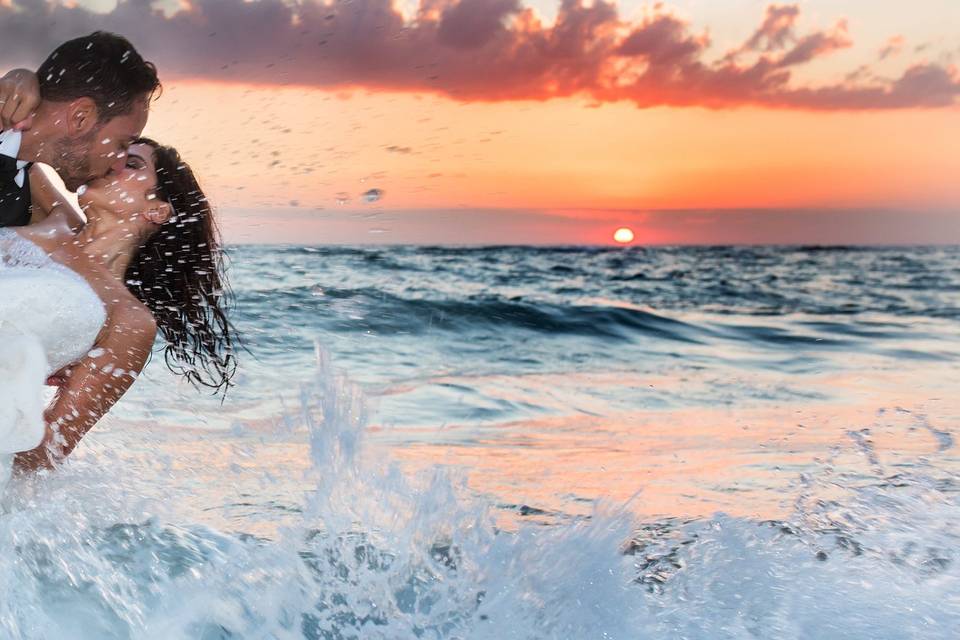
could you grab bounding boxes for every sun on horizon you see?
[614,227,635,244]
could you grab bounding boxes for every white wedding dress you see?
[0,228,106,487]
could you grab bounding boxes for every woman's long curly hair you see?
[124,137,237,394]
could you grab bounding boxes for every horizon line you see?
[223,241,960,248]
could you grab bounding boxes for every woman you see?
[0,138,236,479]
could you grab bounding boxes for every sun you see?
[613,227,635,244]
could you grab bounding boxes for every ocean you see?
[2,245,959,638]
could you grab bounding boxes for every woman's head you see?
[84,137,237,393]
[78,141,170,226]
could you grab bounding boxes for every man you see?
[0,32,160,227]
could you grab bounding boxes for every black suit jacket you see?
[0,156,32,227]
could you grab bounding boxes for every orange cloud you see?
[3,0,955,110]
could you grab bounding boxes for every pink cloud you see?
[0,0,956,111]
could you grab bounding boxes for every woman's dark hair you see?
[38,31,160,123]
[125,137,237,394]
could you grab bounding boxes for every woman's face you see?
[78,142,163,222]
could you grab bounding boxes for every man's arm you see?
[4,70,84,230]
[0,69,40,131]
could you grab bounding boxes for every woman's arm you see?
[13,304,157,472]
[29,165,86,230]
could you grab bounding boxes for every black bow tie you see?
[0,153,30,187]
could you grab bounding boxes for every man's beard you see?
[53,129,97,192]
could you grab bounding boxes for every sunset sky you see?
[1,0,958,244]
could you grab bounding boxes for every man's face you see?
[54,96,149,192]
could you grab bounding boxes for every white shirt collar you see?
[0,130,29,188]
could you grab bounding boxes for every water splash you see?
[1,344,958,638]
[0,348,641,639]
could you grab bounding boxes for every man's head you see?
[37,32,160,191]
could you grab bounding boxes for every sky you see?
[1,0,959,244]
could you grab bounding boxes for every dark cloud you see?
[437,0,521,50]
[879,35,905,61]
[617,14,707,65]
[0,0,956,110]
[778,64,960,110]
[776,22,851,68]
[743,3,801,52]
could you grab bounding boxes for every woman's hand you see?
[45,365,73,387]
[11,406,61,473]
[0,69,40,131]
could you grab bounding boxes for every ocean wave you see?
[240,286,706,342]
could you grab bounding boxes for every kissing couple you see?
[0,32,236,483]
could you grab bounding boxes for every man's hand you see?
[0,69,40,131]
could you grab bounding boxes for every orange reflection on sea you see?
[386,375,958,525]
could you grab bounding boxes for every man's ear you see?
[143,201,172,226]
[65,97,99,136]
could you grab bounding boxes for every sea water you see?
[1,245,958,638]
